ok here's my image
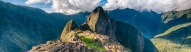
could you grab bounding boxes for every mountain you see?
[60,20,79,42]
[86,7,158,52]
[157,9,191,34]
[30,20,101,52]
[161,9,191,23]
[30,6,158,52]
[0,1,89,52]
[151,9,191,52]
[106,8,163,39]
[30,20,124,52]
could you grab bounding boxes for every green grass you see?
[152,22,191,52]
[155,22,191,38]
[79,36,107,51]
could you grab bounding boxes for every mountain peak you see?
[92,6,104,13]
[86,6,111,35]
[60,20,78,41]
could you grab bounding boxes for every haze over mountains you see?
[0,0,191,52]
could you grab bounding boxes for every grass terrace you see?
[78,35,107,51]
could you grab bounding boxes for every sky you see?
[1,0,191,15]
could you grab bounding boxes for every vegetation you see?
[161,9,191,23]
[155,22,191,38]
[79,36,107,51]
[152,22,191,52]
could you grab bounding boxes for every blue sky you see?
[1,0,191,15]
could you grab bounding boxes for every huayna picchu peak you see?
[86,6,111,35]
[29,6,158,52]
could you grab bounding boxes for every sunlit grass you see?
[151,38,181,52]
[152,22,191,52]
[155,22,191,38]
[79,36,107,51]
[152,38,191,52]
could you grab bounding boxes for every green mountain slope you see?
[152,8,191,52]
[152,22,191,52]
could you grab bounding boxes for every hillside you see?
[106,8,163,39]
[151,9,191,52]
[152,22,191,52]
[0,1,89,52]
[157,9,191,35]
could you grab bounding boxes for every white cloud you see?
[25,0,191,14]
[25,0,52,4]
[25,0,100,15]
[51,0,100,15]
[103,0,191,13]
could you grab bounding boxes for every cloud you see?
[26,0,100,15]
[103,0,191,13]
[51,0,100,15]
[25,0,52,4]
[25,0,191,14]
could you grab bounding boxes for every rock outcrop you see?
[60,20,78,36]
[60,20,79,42]
[86,6,113,36]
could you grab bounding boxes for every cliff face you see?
[111,20,158,52]
[111,20,144,52]
[87,6,112,36]
[106,8,163,39]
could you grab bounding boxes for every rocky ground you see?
[29,30,125,52]
[29,40,99,52]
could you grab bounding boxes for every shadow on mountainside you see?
[155,25,191,47]
[157,14,191,36]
